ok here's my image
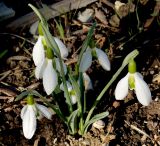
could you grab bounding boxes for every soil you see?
[0,0,160,146]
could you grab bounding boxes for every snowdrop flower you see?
[79,48,92,72]
[94,48,111,71]
[79,47,110,72]
[21,95,53,139]
[60,81,77,104]
[115,60,152,106]
[35,58,58,95]
[42,59,58,95]
[83,73,93,90]
[32,35,45,66]
[54,37,69,59]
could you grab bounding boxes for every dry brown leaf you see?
[109,14,120,27]
[95,8,108,25]
[115,1,129,18]
[152,74,160,84]
[140,0,149,5]
[78,9,94,23]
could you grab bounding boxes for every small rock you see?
[93,120,105,130]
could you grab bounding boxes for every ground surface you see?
[0,0,160,145]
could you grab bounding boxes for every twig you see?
[124,120,154,141]
[0,33,35,45]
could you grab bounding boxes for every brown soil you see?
[0,0,160,146]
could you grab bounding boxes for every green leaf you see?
[67,109,79,134]
[0,50,8,59]
[77,22,96,67]
[15,90,48,101]
[15,90,30,101]
[69,75,82,113]
[84,111,109,134]
[55,20,65,40]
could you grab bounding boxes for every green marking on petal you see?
[128,74,135,90]
[27,95,35,105]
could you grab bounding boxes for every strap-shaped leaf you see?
[77,22,96,67]
[84,111,109,134]
[67,109,79,134]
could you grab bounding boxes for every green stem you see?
[85,49,139,124]
[29,4,73,113]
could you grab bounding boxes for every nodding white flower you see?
[54,37,69,59]
[115,72,152,106]
[60,81,77,104]
[79,47,92,72]
[83,73,93,90]
[94,48,111,71]
[21,103,52,139]
[79,47,110,72]
[35,58,58,95]
[43,59,58,95]
[32,36,45,66]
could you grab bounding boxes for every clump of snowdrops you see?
[16,4,152,139]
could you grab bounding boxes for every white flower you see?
[94,48,111,71]
[54,37,69,59]
[79,47,92,72]
[32,36,45,66]
[60,81,77,104]
[79,47,110,72]
[34,59,58,95]
[43,59,58,95]
[115,72,152,106]
[21,103,52,139]
[83,72,93,90]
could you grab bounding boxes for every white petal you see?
[134,73,152,106]
[36,103,52,120]
[21,105,27,119]
[55,58,67,75]
[32,36,45,66]
[95,48,110,71]
[43,59,58,95]
[22,105,37,139]
[83,72,93,90]
[115,73,129,100]
[60,81,72,92]
[54,37,68,58]
[35,59,47,79]
[71,95,77,104]
[79,48,92,72]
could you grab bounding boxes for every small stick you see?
[124,120,154,141]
